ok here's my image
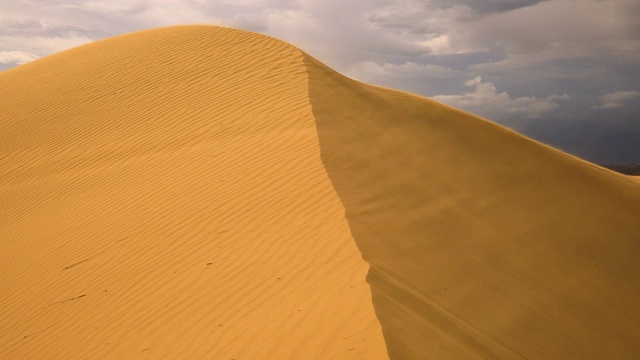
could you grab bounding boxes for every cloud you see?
[0,51,40,64]
[464,76,481,86]
[433,76,569,120]
[345,60,469,96]
[593,91,640,110]
[468,1,639,55]
[347,61,465,81]
[429,0,549,15]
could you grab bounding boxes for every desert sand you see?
[1,25,639,359]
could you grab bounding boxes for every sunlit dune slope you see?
[1,25,640,360]
[0,26,387,359]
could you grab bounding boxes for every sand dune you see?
[1,25,639,359]
[0,26,386,359]
[306,57,640,359]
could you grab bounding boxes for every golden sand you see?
[1,26,639,359]
[0,26,386,359]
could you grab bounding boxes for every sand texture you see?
[2,25,640,359]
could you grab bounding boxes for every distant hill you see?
[602,163,640,175]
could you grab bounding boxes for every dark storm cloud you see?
[508,104,640,164]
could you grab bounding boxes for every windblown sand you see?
[1,26,639,359]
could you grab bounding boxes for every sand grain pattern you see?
[1,25,640,359]
[0,26,386,359]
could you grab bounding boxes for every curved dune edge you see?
[2,25,640,360]
[304,54,640,358]
[0,26,387,359]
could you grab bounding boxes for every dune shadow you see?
[304,53,640,359]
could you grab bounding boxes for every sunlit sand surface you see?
[2,26,639,359]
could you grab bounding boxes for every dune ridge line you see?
[0,25,387,359]
[1,25,640,359]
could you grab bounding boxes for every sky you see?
[1,0,639,164]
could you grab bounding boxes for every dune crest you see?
[0,26,386,359]
[2,25,640,359]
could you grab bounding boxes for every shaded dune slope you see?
[0,26,386,359]
[1,25,640,359]
[305,56,640,358]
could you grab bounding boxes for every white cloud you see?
[418,34,487,55]
[464,76,482,86]
[0,51,40,64]
[433,77,569,120]
[593,91,640,110]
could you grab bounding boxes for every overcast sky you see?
[1,0,639,164]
